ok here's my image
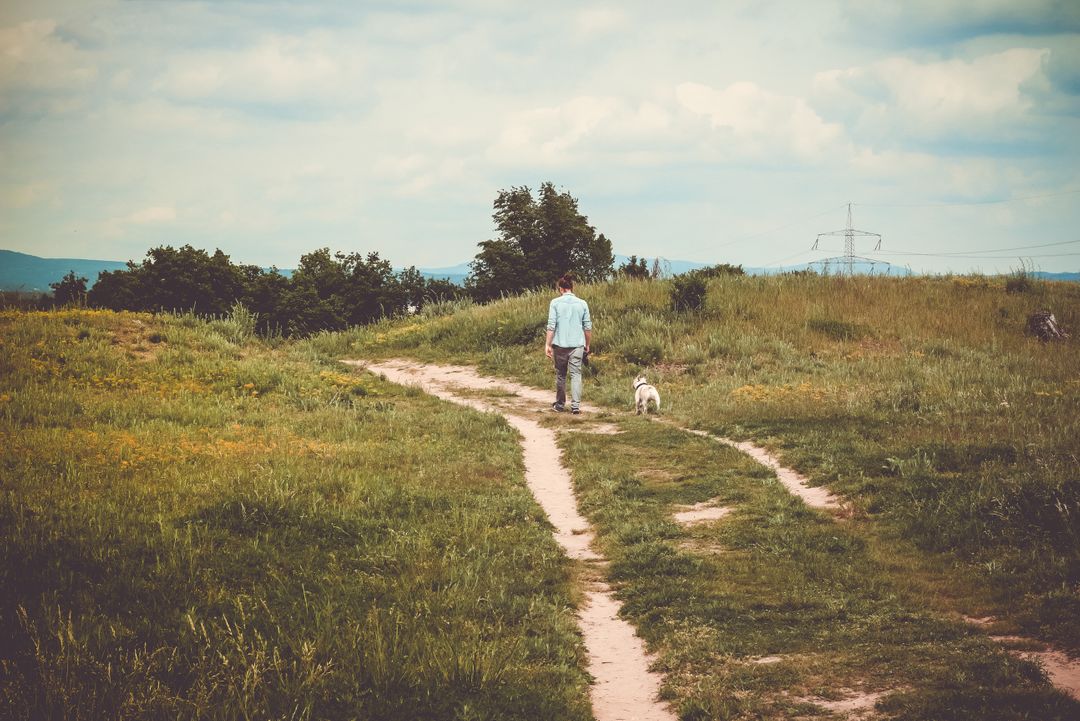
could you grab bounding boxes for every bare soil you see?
[672,499,733,525]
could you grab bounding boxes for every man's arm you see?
[545,299,557,358]
[581,301,592,353]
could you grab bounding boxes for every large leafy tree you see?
[618,255,650,279]
[85,243,451,336]
[50,271,88,306]
[87,245,244,315]
[467,183,613,301]
[277,249,411,336]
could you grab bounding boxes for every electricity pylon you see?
[811,202,883,275]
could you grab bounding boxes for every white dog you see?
[633,375,661,415]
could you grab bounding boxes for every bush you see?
[1005,262,1039,294]
[693,263,744,278]
[670,274,707,312]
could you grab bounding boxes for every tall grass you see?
[320,273,1080,650]
[0,308,591,720]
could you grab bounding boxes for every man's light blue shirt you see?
[546,292,591,348]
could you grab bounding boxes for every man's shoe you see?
[571,408,580,415]
[552,403,565,412]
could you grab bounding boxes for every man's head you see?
[557,273,575,292]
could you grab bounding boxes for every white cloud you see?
[0,181,51,208]
[575,6,626,35]
[490,95,621,165]
[1,1,1077,273]
[850,147,1031,201]
[155,31,363,107]
[841,0,1080,40]
[98,205,177,239]
[813,49,1048,142]
[675,81,844,160]
[0,20,96,88]
[127,205,175,224]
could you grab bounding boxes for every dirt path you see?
[681,428,841,511]
[346,358,1080,706]
[346,359,676,721]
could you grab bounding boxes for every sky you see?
[2,0,1079,275]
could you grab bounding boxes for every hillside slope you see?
[316,273,1080,653]
[0,308,591,720]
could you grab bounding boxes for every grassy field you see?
[0,308,592,720]
[4,270,1078,720]
[312,272,1080,657]
[560,416,1076,719]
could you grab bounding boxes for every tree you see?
[81,241,443,336]
[618,255,650,279]
[395,266,427,312]
[86,245,244,315]
[50,271,88,306]
[338,251,406,326]
[238,266,290,335]
[466,239,528,302]
[273,249,413,335]
[423,277,468,305]
[87,265,143,311]
[467,182,613,301]
[276,248,348,336]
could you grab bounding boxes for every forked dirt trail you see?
[681,428,841,511]
[344,359,676,721]
[345,359,1080,708]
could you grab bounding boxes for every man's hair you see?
[557,273,575,290]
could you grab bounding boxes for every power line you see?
[867,250,1080,260]
[761,248,816,268]
[864,238,1080,258]
[925,238,1080,256]
[714,203,848,250]
[855,188,1080,208]
[739,200,1078,269]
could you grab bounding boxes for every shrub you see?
[670,274,707,312]
[693,263,744,278]
[1005,262,1039,294]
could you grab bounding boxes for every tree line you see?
[85,246,463,336]
[35,183,628,336]
[28,182,745,333]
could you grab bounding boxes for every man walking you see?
[545,273,592,414]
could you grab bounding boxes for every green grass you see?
[7,270,1079,720]
[315,273,1080,653]
[560,419,1078,719]
[0,308,591,720]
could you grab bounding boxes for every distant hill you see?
[3,249,1075,294]
[0,250,128,292]
[1032,271,1080,282]
[0,249,468,292]
[414,262,469,285]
